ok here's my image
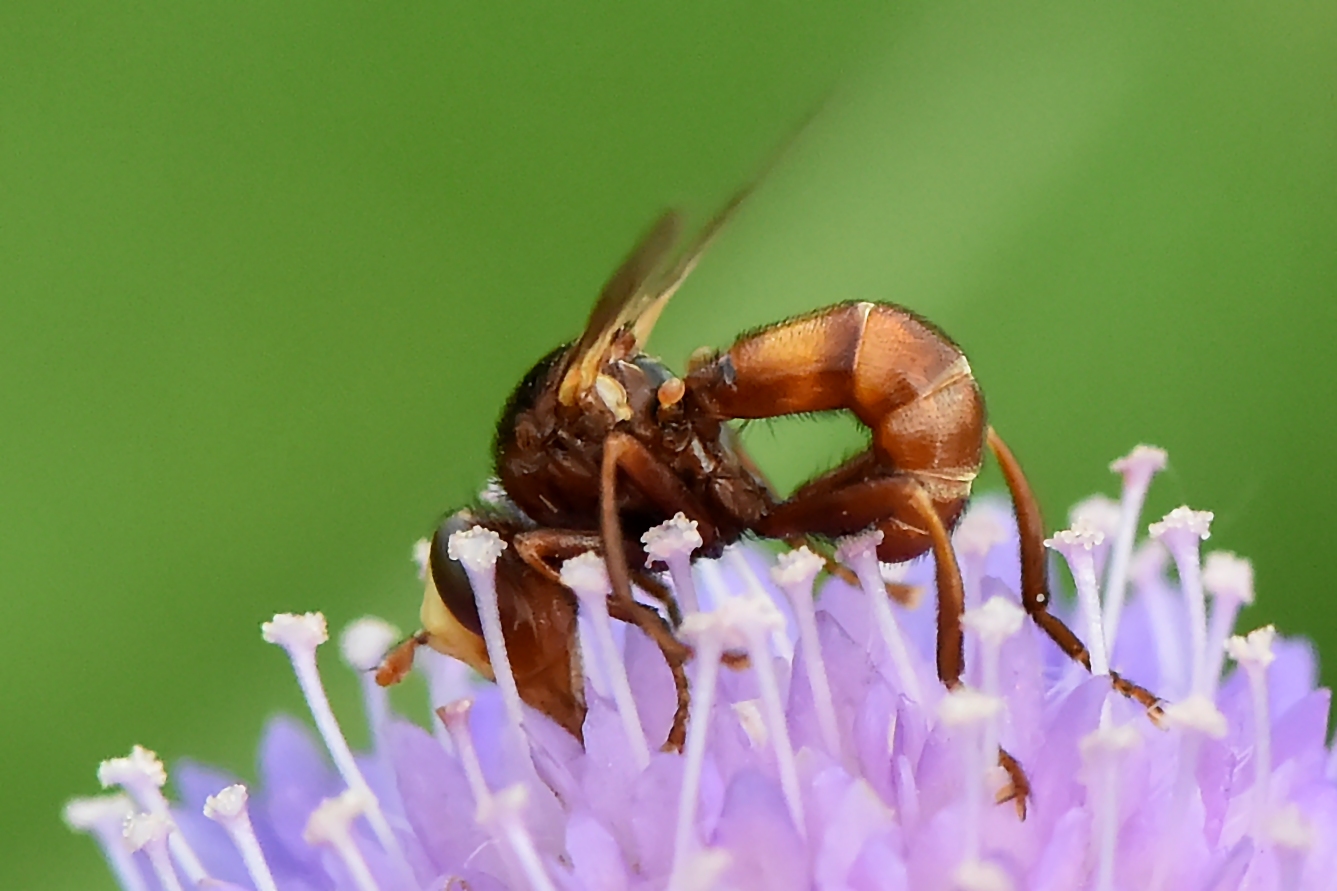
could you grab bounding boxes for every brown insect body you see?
[386,201,1160,795]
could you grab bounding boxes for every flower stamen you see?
[1104,445,1168,647]
[1149,506,1214,696]
[838,530,924,704]
[1226,625,1276,838]
[124,813,185,891]
[772,546,842,761]
[642,512,704,615]
[262,612,404,863]
[303,790,383,891]
[1202,552,1254,697]
[203,784,280,891]
[97,746,208,885]
[1046,526,1110,676]
[62,795,145,891]
[561,552,651,769]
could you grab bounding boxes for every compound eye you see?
[429,514,484,636]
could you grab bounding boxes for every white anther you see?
[679,591,783,652]
[63,795,146,891]
[643,513,703,562]
[1161,694,1227,739]
[203,784,248,821]
[204,784,280,891]
[559,551,611,597]
[962,596,1025,645]
[123,811,171,852]
[1226,624,1276,669]
[1267,804,1315,851]
[261,612,329,650]
[1047,526,1111,676]
[303,789,371,846]
[447,525,507,571]
[411,537,432,580]
[836,528,883,563]
[561,551,651,769]
[304,791,382,891]
[771,546,825,588]
[1045,525,1106,553]
[642,513,704,614]
[98,745,167,790]
[1110,444,1168,481]
[64,794,136,833]
[937,687,1003,728]
[1149,506,1213,544]
[954,860,1014,891]
[98,745,209,885]
[125,813,185,891]
[1069,495,1122,540]
[1204,552,1254,605]
[340,617,401,673]
[954,508,1011,558]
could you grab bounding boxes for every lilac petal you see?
[813,778,894,888]
[1271,689,1331,774]
[623,623,677,750]
[846,832,908,891]
[711,770,808,891]
[566,811,628,891]
[852,679,899,802]
[385,719,488,877]
[198,881,255,891]
[628,753,685,880]
[1027,805,1089,891]
[254,716,342,877]
[1199,836,1253,891]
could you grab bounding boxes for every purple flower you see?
[67,445,1337,891]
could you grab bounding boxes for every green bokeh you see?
[3,3,1333,888]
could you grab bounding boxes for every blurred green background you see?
[3,2,1334,888]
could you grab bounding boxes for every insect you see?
[377,192,1162,807]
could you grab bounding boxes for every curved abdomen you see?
[687,301,986,533]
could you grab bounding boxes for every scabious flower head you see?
[70,447,1337,890]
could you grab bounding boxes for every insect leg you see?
[598,431,720,749]
[987,427,1164,721]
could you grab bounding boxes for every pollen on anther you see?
[1226,624,1277,668]
[559,551,611,596]
[641,512,703,563]
[447,525,507,571]
[98,745,167,790]
[1267,804,1315,851]
[203,784,248,821]
[770,545,824,588]
[953,508,1010,558]
[1149,506,1214,543]
[261,612,329,649]
[123,811,173,852]
[1044,526,1106,553]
